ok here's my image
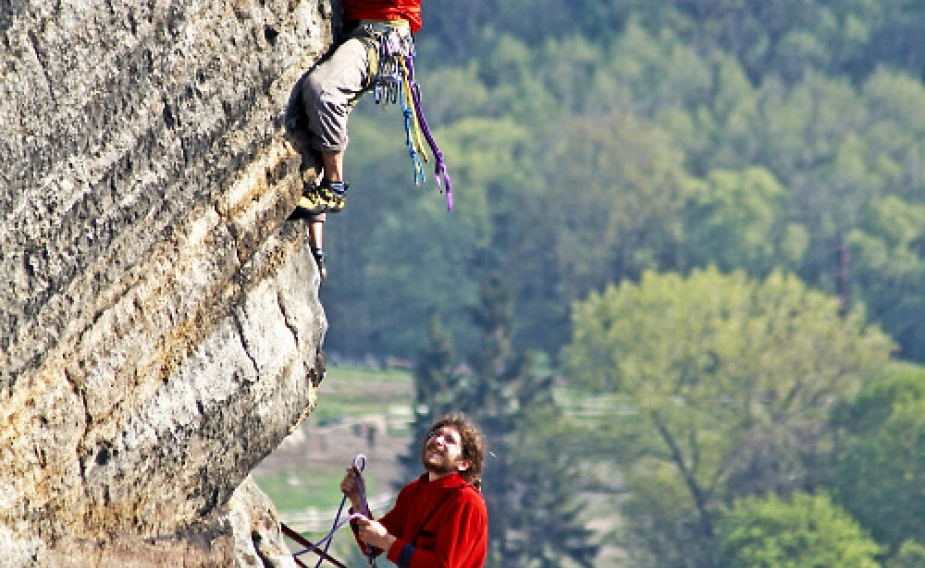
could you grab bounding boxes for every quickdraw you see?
[368,23,454,211]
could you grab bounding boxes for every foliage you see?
[500,409,601,568]
[398,316,468,484]
[323,9,925,363]
[405,276,600,567]
[562,267,893,565]
[717,492,881,568]
[423,0,925,82]
[684,167,803,275]
[301,4,925,565]
[887,541,925,568]
[830,365,925,555]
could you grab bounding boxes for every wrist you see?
[382,534,397,551]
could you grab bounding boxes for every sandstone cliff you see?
[0,1,334,565]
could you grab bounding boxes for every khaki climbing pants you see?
[301,20,412,153]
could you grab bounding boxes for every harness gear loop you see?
[360,21,454,211]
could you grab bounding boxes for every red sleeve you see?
[385,492,488,568]
[378,485,410,540]
[350,483,413,557]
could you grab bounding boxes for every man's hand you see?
[356,517,397,551]
[339,467,365,512]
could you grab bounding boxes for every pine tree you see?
[408,275,600,567]
[399,316,468,484]
[507,419,600,568]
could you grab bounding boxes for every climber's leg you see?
[297,38,368,215]
[301,37,371,156]
[308,213,327,285]
[321,151,344,183]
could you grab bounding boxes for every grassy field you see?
[253,364,415,513]
[305,365,416,427]
[252,364,417,566]
[255,363,627,566]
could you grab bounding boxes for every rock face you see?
[0,1,335,565]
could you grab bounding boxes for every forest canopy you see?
[316,2,925,566]
[322,0,925,363]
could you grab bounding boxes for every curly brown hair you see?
[424,414,486,490]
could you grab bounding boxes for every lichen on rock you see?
[0,1,335,565]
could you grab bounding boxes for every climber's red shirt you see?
[342,0,423,33]
[353,473,488,568]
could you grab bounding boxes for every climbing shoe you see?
[296,179,348,214]
[311,248,327,286]
[318,179,348,213]
[297,182,328,215]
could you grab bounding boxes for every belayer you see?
[340,414,488,567]
[295,0,451,283]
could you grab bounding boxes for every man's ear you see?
[457,459,471,473]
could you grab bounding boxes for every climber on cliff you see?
[340,414,489,568]
[293,0,449,285]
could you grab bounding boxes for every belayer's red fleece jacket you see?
[353,473,488,568]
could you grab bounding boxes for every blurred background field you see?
[253,364,415,566]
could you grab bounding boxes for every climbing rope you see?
[289,454,376,568]
[281,525,349,568]
[403,54,453,211]
[399,58,427,186]
[369,23,454,211]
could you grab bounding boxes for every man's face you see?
[420,425,470,475]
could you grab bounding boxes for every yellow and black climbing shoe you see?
[296,179,348,214]
[318,179,348,214]
[297,182,328,215]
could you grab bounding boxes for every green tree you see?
[465,276,597,567]
[684,166,806,275]
[831,365,925,555]
[850,196,925,362]
[400,316,469,483]
[409,276,599,567]
[523,111,695,349]
[563,267,893,566]
[830,364,925,437]
[887,541,925,568]
[742,69,925,361]
[501,409,600,568]
[637,0,917,83]
[718,492,880,568]
[421,0,633,61]
[586,23,714,119]
[326,112,523,357]
[320,4,925,371]
[849,0,925,81]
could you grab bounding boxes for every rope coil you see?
[290,454,375,568]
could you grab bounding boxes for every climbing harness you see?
[287,454,376,568]
[361,21,454,211]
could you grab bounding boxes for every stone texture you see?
[0,0,335,565]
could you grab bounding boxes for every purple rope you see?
[405,55,453,211]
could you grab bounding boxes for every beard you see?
[420,444,459,475]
